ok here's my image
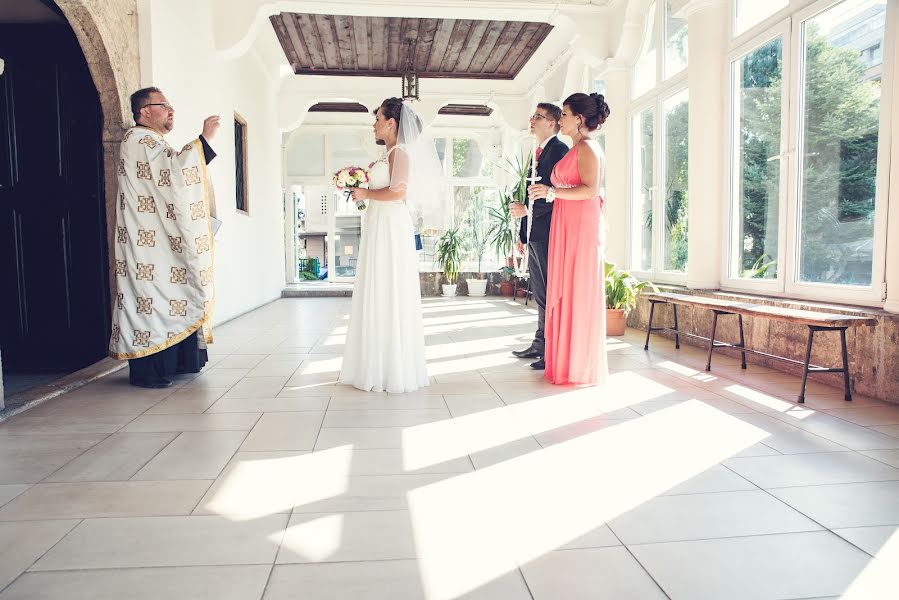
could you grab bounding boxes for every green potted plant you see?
[498,266,515,296]
[488,192,515,268]
[604,262,655,336]
[435,228,463,297]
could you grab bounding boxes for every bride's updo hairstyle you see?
[374,97,422,142]
[564,92,611,132]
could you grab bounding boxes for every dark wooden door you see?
[0,24,109,371]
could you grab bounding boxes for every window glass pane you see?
[732,36,783,280]
[597,133,607,199]
[632,109,654,271]
[633,1,657,98]
[234,118,247,212]
[453,186,501,273]
[663,89,688,272]
[664,0,688,78]
[287,134,324,177]
[435,138,448,174]
[333,216,361,278]
[451,138,483,177]
[734,0,789,36]
[328,133,370,174]
[797,0,886,286]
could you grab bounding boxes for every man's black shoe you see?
[530,359,545,370]
[512,347,542,359]
[131,378,173,389]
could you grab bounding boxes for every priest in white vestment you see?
[109,87,219,388]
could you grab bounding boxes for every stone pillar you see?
[884,5,899,313]
[600,64,629,267]
[681,0,728,289]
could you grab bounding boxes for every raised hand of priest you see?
[202,115,221,141]
[510,202,527,218]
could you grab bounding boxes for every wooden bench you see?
[641,292,877,403]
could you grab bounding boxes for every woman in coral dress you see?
[527,92,611,385]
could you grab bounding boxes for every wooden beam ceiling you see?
[307,102,370,113]
[270,14,553,80]
[438,104,494,116]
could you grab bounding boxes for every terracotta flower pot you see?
[500,281,513,296]
[606,308,627,336]
[516,287,528,298]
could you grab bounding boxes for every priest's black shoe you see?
[530,359,545,370]
[512,346,541,359]
[131,378,173,389]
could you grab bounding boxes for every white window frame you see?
[628,0,690,284]
[629,105,658,278]
[723,0,894,306]
[663,0,689,79]
[633,1,690,106]
[723,22,793,295]
[628,82,689,285]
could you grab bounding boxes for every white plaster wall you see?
[139,0,285,324]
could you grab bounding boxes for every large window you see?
[727,0,889,302]
[234,113,248,214]
[629,0,689,281]
[663,90,689,272]
[634,1,689,99]
[632,110,655,272]
[428,136,500,272]
[633,1,658,98]
[796,0,885,286]
[730,35,785,281]
[664,0,689,77]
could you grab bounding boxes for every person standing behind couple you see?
[527,92,611,385]
[511,103,569,370]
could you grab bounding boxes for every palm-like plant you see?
[487,193,515,261]
[604,262,656,316]
[464,207,490,278]
[435,228,463,284]
[502,151,533,205]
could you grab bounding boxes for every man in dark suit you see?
[511,103,569,369]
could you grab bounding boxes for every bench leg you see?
[799,327,815,404]
[644,301,657,351]
[706,311,720,371]
[839,328,852,402]
[738,315,747,369]
[673,304,680,349]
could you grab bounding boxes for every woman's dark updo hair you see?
[375,97,403,125]
[373,97,422,142]
[563,92,611,131]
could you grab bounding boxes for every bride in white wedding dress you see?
[339,98,443,393]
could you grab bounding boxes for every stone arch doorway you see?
[0,0,136,399]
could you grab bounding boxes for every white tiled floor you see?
[1,296,899,599]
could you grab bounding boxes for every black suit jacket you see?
[519,135,569,244]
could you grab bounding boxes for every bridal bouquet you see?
[333,166,370,211]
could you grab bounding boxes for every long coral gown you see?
[544,140,608,385]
